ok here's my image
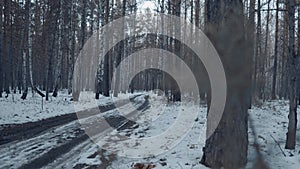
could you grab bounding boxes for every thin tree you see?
[0,0,3,97]
[113,0,126,97]
[272,0,280,100]
[103,0,110,97]
[247,0,255,107]
[298,6,300,106]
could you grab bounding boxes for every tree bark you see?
[0,0,3,97]
[103,0,110,97]
[298,6,300,106]
[247,0,255,108]
[285,0,297,150]
[21,0,31,100]
[272,0,280,100]
[53,0,64,97]
[201,1,248,168]
[256,0,263,99]
[113,0,126,97]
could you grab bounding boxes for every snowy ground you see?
[1,91,300,169]
[247,100,300,169]
[0,90,139,124]
[101,97,300,169]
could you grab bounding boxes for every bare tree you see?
[113,0,126,97]
[0,0,3,97]
[272,0,280,100]
[103,0,110,97]
[285,0,298,150]
[248,0,255,107]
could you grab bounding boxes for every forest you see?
[0,0,300,169]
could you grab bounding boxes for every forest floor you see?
[0,91,299,169]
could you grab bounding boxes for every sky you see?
[137,0,157,12]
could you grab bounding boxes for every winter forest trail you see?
[0,94,142,145]
[0,94,149,169]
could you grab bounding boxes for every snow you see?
[1,91,300,169]
[101,96,300,169]
[0,90,138,125]
[247,100,300,169]
[99,94,210,169]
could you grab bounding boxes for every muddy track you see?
[0,95,141,145]
[18,97,150,169]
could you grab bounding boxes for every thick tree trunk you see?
[285,0,297,150]
[201,1,248,168]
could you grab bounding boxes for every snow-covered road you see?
[0,92,300,169]
[0,94,149,169]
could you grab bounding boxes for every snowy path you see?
[0,94,149,169]
[1,93,300,169]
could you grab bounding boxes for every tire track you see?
[17,95,149,169]
[0,95,141,145]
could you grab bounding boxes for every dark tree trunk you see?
[195,0,200,28]
[256,0,263,100]
[201,1,248,168]
[272,0,280,100]
[297,4,300,106]
[103,0,110,97]
[68,0,76,95]
[45,1,59,101]
[3,0,11,96]
[247,0,255,108]
[285,0,297,150]
[0,0,3,97]
[21,0,31,100]
[113,0,126,97]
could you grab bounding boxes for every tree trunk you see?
[201,1,248,168]
[45,1,59,101]
[298,6,300,106]
[247,0,255,108]
[113,0,126,97]
[103,0,110,97]
[53,0,64,97]
[272,0,280,100]
[68,0,75,95]
[21,0,31,100]
[195,0,200,28]
[285,0,297,150]
[262,0,271,100]
[256,0,263,100]
[0,0,3,97]
[3,0,11,96]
